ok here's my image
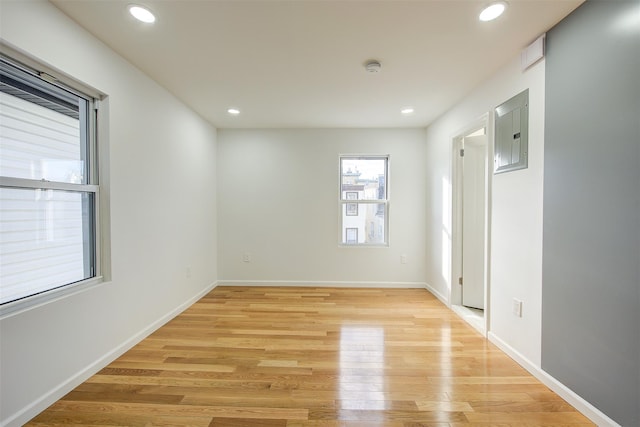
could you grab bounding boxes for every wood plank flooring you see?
[27,287,594,426]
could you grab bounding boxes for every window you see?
[345,228,358,244]
[340,156,388,245]
[0,56,100,307]
[345,191,358,216]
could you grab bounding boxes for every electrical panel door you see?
[494,89,529,174]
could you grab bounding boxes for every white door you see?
[461,134,487,309]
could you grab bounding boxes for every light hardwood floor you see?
[27,287,594,426]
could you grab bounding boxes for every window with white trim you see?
[0,56,100,306]
[340,156,388,245]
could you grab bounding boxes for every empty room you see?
[0,0,638,426]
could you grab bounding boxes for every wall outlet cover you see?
[512,299,523,317]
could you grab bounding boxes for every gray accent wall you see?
[542,1,640,426]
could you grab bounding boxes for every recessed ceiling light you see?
[479,1,507,22]
[401,107,415,115]
[129,5,156,23]
[227,108,240,115]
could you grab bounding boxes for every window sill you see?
[338,244,389,248]
[0,276,105,319]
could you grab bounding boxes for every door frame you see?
[450,112,493,335]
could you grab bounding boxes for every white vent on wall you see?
[521,34,546,71]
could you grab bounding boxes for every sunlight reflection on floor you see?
[339,325,386,419]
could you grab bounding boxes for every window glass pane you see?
[341,158,386,200]
[0,187,94,304]
[342,203,386,245]
[0,89,87,184]
[345,228,358,244]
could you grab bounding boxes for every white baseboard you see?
[488,332,621,427]
[424,282,449,306]
[1,281,218,427]
[218,280,427,289]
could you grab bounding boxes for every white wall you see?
[424,56,545,365]
[217,128,427,286]
[0,2,218,426]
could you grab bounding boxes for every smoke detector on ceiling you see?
[365,60,381,73]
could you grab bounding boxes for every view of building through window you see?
[340,156,388,245]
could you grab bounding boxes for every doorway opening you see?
[451,114,491,335]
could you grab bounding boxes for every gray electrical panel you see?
[494,89,528,174]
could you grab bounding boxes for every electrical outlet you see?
[512,299,523,317]
[242,252,251,263]
[400,254,408,264]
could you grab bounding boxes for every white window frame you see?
[339,155,389,247]
[0,49,105,317]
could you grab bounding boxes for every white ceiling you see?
[50,0,583,129]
